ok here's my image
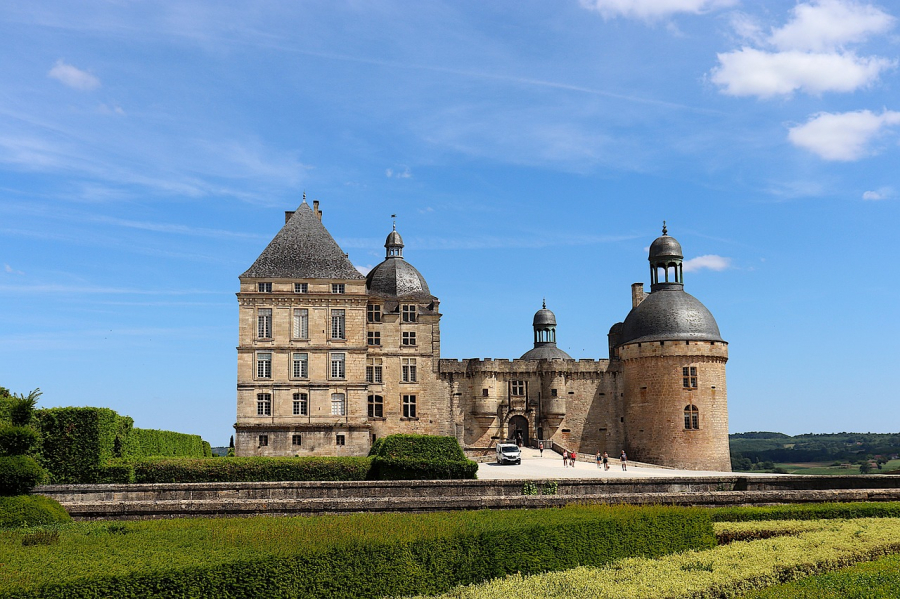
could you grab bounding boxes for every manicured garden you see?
[3,502,900,598]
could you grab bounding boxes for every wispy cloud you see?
[355,264,374,275]
[683,254,732,272]
[862,187,892,200]
[385,166,412,179]
[579,0,736,20]
[787,109,900,161]
[4,264,25,275]
[48,60,101,90]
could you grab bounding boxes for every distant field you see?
[773,459,900,475]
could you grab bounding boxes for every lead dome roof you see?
[520,345,572,360]
[365,227,434,300]
[619,287,724,345]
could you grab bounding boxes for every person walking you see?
[602,451,609,471]
[596,450,602,468]
[539,441,544,457]
[571,451,577,467]
[563,450,569,467]
[620,450,627,471]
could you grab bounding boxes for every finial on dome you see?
[542,298,546,309]
[391,214,396,231]
[662,220,667,236]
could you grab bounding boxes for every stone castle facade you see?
[235,200,731,471]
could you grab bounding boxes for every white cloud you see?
[712,48,893,98]
[770,0,895,52]
[862,187,892,200]
[579,0,735,20]
[683,254,731,272]
[4,264,24,275]
[385,166,412,179]
[47,60,101,90]
[787,109,900,161]
[712,1,897,98]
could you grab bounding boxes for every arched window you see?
[684,405,699,430]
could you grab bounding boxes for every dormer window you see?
[294,283,308,293]
[367,304,382,323]
[402,304,417,322]
[331,283,345,294]
[258,282,272,293]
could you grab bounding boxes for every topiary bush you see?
[0,494,70,528]
[369,434,477,480]
[0,455,46,495]
[0,425,39,456]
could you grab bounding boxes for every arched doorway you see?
[508,415,529,447]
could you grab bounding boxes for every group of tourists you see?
[536,441,627,471]
[561,449,578,467]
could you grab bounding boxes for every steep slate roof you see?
[241,202,364,280]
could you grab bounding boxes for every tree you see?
[10,388,41,427]
[859,461,872,474]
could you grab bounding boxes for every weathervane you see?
[391,214,397,231]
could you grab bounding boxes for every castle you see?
[235,200,731,471]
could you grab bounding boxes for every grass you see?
[738,459,900,475]
[744,552,900,598]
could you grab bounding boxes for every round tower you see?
[617,224,730,471]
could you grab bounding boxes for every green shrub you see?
[711,501,900,522]
[369,434,477,480]
[372,457,478,480]
[0,494,70,528]
[123,456,373,483]
[97,461,135,483]
[0,504,713,598]
[8,389,41,427]
[120,428,211,459]
[35,407,126,483]
[0,425,39,457]
[0,456,46,495]
[745,552,900,599]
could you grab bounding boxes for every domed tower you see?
[365,221,447,439]
[616,224,730,471]
[520,301,572,360]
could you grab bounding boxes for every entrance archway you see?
[508,415,529,447]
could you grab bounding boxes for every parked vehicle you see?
[496,443,522,465]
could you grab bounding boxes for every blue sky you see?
[1,0,898,445]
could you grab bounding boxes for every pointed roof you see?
[241,202,364,280]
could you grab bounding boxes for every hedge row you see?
[0,495,70,528]
[35,408,211,483]
[0,504,714,598]
[711,501,900,522]
[372,457,478,480]
[369,434,477,479]
[745,551,900,599]
[100,456,374,483]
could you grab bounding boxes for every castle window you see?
[336,434,345,446]
[684,405,699,430]
[366,357,383,383]
[292,309,308,339]
[257,308,272,339]
[294,283,308,294]
[292,434,302,446]
[368,394,383,418]
[510,381,525,396]
[330,353,345,379]
[258,282,272,293]
[256,353,272,379]
[292,392,308,416]
[683,366,697,388]
[256,393,271,416]
[292,353,308,379]
[402,358,417,383]
[331,284,345,294]
[367,331,381,346]
[367,304,382,323]
[402,394,417,418]
[551,388,558,397]
[401,304,417,322]
[402,331,416,346]
[258,434,268,447]
[331,393,345,416]
[331,309,346,340]
[482,388,489,397]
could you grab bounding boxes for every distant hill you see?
[730,432,900,465]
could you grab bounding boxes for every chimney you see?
[284,211,294,224]
[631,283,646,308]
[313,200,322,221]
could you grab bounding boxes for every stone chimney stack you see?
[313,201,322,221]
[284,211,294,224]
[631,283,646,308]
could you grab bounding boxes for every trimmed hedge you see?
[35,407,211,483]
[0,504,714,598]
[0,426,38,457]
[0,456,46,495]
[369,434,477,480]
[0,495,70,528]
[103,456,374,483]
[120,428,212,459]
[711,501,900,522]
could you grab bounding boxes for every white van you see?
[495,443,522,465]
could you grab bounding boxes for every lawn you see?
[775,458,900,475]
